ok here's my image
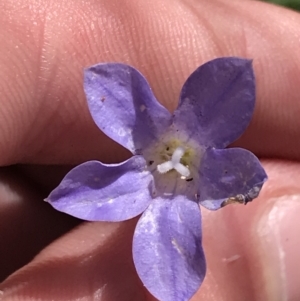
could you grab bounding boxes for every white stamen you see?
[174,163,190,177]
[157,161,173,174]
[171,146,185,164]
[157,146,190,177]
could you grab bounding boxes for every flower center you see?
[156,146,190,178]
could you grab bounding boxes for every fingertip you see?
[196,160,300,301]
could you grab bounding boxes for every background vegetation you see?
[263,0,300,10]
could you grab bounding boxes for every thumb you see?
[198,160,300,301]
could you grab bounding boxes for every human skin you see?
[0,0,300,300]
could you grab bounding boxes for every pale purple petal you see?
[133,196,205,301]
[173,57,255,148]
[84,63,172,154]
[198,148,267,210]
[46,156,154,221]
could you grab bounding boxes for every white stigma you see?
[157,146,190,177]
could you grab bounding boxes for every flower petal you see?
[46,156,153,221]
[198,148,267,210]
[173,57,255,148]
[84,63,172,154]
[133,196,206,301]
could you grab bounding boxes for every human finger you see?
[1,160,300,301]
[0,0,300,165]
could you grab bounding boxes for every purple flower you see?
[46,57,267,301]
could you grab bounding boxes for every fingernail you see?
[256,195,300,301]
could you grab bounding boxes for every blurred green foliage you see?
[263,0,300,10]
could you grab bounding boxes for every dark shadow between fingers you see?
[0,218,149,301]
[0,166,80,282]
